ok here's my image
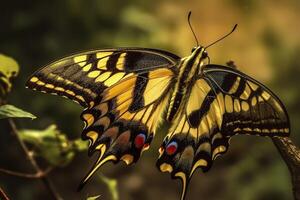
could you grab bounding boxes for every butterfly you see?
[25,13,290,200]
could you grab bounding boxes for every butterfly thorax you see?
[166,47,206,122]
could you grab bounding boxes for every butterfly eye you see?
[191,47,197,53]
[201,51,208,59]
[134,133,146,149]
[165,141,178,155]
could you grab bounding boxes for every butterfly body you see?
[167,46,206,122]
[26,44,290,200]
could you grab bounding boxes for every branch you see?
[0,187,10,200]
[7,119,63,200]
[272,137,300,200]
[0,167,52,179]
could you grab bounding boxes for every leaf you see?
[86,195,101,200]
[18,125,75,166]
[98,174,119,200]
[0,104,36,119]
[73,139,89,152]
[0,54,19,96]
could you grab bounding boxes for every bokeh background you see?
[1,0,300,199]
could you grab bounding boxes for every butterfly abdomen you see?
[166,91,183,121]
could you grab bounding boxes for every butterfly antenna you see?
[205,24,238,49]
[188,11,199,46]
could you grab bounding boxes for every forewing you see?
[78,67,174,189]
[203,64,290,137]
[26,48,179,107]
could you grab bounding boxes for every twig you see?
[0,187,10,200]
[7,119,63,200]
[272,137,300,200]
[0,167,52,179]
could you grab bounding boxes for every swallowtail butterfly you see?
[26,12,290,200]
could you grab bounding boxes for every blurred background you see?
[0,0,299,199]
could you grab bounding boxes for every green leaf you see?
[73,138,89,152]
[86,195,101,200]
[18,125,75,166]
[0,104,36,119]
[0,54,19,96]
[98,174,119,200]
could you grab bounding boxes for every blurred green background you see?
[0,0,299,199]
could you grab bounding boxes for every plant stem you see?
[0,187,10,200]
[8,119,63,200]
[0,167,52,179]
[272,137,300,200]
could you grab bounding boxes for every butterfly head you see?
[187,46,210,70]
[191,46,208,59]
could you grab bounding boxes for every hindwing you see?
[81,67,175,152]
[157,78,225,200]
[78,67,175,189]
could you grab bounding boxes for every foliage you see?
[98,174,119,200]
[0,54,19,97]
[0,104,36,119]
[18,125,87,166]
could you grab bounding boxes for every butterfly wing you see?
[156,78,223,200]
[203,64,290,137]
[79,67,175,189]
[26,48,179,107]
[26,47,180,189]
[156,65,290,200]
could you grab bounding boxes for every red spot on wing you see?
[166,141,178,155]
[134,134,145,149]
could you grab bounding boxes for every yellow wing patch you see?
[26,50,132,107]
[79,67,175,188]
